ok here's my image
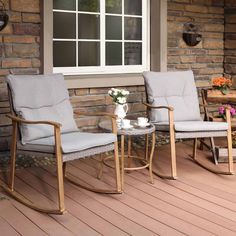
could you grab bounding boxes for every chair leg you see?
[210,137,218,165]
[97,153,104,180]
[114,141,122,193]
[1,123,66,215]
[63,162,67,177]
[9,121,17,191]
[191,133,234,175]
[120,135,125,191]
[192,108,233,175]
[152,110,177,180]
[149,132,156,184]
[170,130,177,179]
[193,138,198,161]
[55,128,66,213]
[227,127,234,174]
[65,142,122,194]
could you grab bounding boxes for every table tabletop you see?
[99,120,155,136]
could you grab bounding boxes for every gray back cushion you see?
[7,74,78,144]
[143,70,202,123]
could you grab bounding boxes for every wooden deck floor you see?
[1,141,236,236]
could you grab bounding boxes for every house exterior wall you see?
[224,0,236,84]
[0,0,233,151]
[0,0,41,150]
[168,0,225,83]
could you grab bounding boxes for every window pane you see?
[53,12,76,39]
[53,0,76,11]
[53,41,76,67]
[105,0,122,14]
[106,42,122,65]
[124,0,142,15]
[78,0,100,12]
[125,17,142,40]
[78,42,100,66]
[106,16,122,40]
[125,42,142,65]
[78,14,100,39]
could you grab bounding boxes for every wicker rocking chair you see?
[143,70,234,179]
[1,74,122,214]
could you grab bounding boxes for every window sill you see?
[65,73,144,89]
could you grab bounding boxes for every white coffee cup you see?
[122,119,131,128]
[137,117,148,126]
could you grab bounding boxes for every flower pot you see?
[183,32,202,46]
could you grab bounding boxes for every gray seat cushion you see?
[154,121,229,132]
[6,74,78,144]
[27,131,117,153]
[143,70,202,123]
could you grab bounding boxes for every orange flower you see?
[212,77,232,88]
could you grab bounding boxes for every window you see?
[52,0,150,75]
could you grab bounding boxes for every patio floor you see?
[1,141,236,236]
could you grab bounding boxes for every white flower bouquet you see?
[108,88,129,105]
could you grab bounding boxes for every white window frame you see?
[42,0,167,88]
[52,0,150,75]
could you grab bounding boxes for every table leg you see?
[145,134,149,161]
[127,136,132,171]
[121,135,125,191]
[149,132,156,184]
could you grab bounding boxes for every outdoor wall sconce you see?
[0,0,8,31]
[183,22,202,46]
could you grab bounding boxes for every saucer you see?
[121,125,133,129]
[134,122,150,128]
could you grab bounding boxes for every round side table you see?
[99,120,156,191]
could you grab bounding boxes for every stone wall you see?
[0,0,40,150]
[70,86,146,130]
[224,0,236,85]
[167,0,224,84]
[0,0,234,151]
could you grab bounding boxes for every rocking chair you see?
[143,70,234,179]
[2,74,122,214]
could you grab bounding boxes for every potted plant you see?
[206,77,236,103]
[212,77,232,95]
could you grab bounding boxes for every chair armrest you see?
[74,111,118,134]
[143,103,174,134]
[143,102,174,111]
[6,114,62,128]
[7,114,63,153]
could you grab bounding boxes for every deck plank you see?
[0,214,20,236]
[27,166,167,236]
[66,161,214,236]
[0,198,48,235]
[16,169,131,236]
[81,157,236,235]
[1,141,236,235]
[76,157,236,235]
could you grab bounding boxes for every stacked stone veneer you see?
[0,0,40,150]
[168,0,225,83]
[70,86,146,130]
[224,0,236,84]
[0,0,235,151]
